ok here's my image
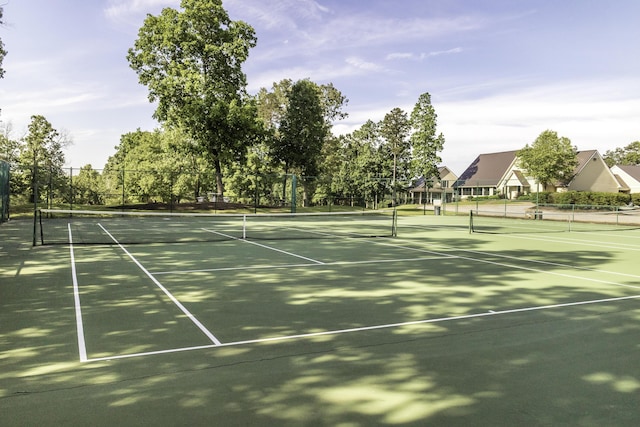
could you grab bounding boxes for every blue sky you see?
[1,0,639,174]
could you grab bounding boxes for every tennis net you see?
[469,208,640,234]
[35,208,397,245]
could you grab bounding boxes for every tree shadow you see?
[2,218,640,425]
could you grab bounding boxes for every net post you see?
[469,210,473,234]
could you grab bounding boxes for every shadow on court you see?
[1,217,640,426]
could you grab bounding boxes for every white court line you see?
[68,223,88,362]
[498,233,640,252]
[362,236,640,291]
[98,223,221,346]
[85,293,640,362]
[152,255,454,275]
[447,246,640,281]
[202,228,325,264]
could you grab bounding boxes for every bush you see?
[539,191,631,208]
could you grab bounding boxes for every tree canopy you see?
[0,7,6,79]
[518,130,578,189]
[127,0,260,196]
[380,108,411,188]
[16,115,71,203]
[604,141,640,167]
[273,80,327,177]
[410,92,445,183]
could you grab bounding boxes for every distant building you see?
[408,166,458,204]
[611,164,640,194]
[455,149,624,199]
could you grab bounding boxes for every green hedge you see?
[525,191,633,207]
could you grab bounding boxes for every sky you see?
[1,0,639,175]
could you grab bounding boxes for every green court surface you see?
[1,212,640,425]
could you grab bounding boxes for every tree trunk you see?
[214,157,224,197]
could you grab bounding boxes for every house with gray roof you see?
[454,150,520,198]
[455,149,624,199]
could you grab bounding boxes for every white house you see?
[611,164,640,194]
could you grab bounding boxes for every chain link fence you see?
[7,166,397,213]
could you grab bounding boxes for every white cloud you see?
[104,0,178,23]
[345,57,385,73]
[386,53,415,60]
[436,79,640,172]
[386,48,463,61]
[329,77,640,174]
[426,47,463,58]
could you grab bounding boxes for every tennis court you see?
[2,210,640,425]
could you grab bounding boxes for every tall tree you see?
[257,79,348,133]
[518,130,578,190]
[0,7,6,79]
[275,79,328,205]
[17,115,70,204]
[410,92,445,182]
[0,121,19,163]
[73,165,104,205]
[327,121,387,207]
[256,79,293,133]
[104,128,213,204]
[127,0,259,196]
[380,108,411,203]
[270,80,333,174]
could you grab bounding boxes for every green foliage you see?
[103,128,214,204]
[603,141,640,166]
[127,0,260,196]
[327,121,390,208]
[522,190,634,207]
[0,6,6,79]
[73,165,104,205]
[380,107,411,189]
[548,191,631,207]
[518,130,578,188]
[276,80,327,176]
[14,115,70,204]
[0,122,19,163]
[410,92,444,180]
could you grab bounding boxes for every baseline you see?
[84,293,640,363]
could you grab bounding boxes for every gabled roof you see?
[409,166,457,190]
[613,174,630,191]
[615,164,640,181]
[506,169,530,187]
[456,150,518,187]
[573,150,599,176]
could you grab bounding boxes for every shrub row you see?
[522,191,637,207]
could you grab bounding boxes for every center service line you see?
[68,223,88,362]
[202,228,325,264]
[98,223,221,346]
